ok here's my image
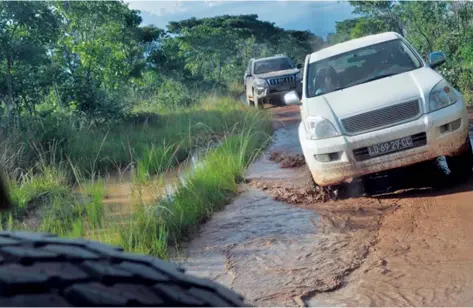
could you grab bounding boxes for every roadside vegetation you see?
[1,97,271,258]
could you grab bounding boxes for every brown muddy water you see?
[85,152,202,232]
[176,104,473,307]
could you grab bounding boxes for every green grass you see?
[463,90,473,106]
[118,110,272,259]
[4,165,69,224]
[135,143,186,183]
[0,95,256,179]
[0,95,272,259]
[35,179,105,237]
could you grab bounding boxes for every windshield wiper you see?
[347,73,398,88]
[363,73,398,83]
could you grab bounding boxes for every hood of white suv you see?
[305,67,444,119]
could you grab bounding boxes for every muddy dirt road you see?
[178,105,473,306]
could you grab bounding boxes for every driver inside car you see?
[314,66,339,96]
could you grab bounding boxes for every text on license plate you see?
[367,136,413,157]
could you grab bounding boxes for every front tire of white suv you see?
[447,137,473,183]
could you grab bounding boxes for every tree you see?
[51,1,158,117]
[161,14,324,88]
[0,1,59,113]
[349,1,405,36]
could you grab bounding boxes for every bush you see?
[154,79,196,111]
[438,64,473,104]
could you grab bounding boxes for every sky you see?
[126,1,355,39]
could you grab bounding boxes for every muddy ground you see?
[177,104,473,306]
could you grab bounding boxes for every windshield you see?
[253,57,294,74]
[306,39,423,97]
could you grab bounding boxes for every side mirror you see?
[429,51,446,69]
[284,91,301,106]
[245,73,252,78]
[296,63,302,69]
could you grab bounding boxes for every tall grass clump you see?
[120,108,272,259]
[135,143,186,183]
[39,180,106,237]
[3,165,69,224]
[82,180,106,229]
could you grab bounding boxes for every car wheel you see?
[254,96,263,109]
[0,232,248,307]
[447,137,473,183]
[274,96,286,106]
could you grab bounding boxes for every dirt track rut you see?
[177,105,473,306]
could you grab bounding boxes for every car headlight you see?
[254,78,268,88]
[429,80,459,112]
[306,116,339,140]
[295,72,302,81]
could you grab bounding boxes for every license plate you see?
[368,136,413,157]
[276,84,292,91]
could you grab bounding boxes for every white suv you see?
[284,32,472,187]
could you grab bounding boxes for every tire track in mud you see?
[176,106,400,306]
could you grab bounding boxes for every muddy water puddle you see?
[103,151,205,205]
[177,124,400,306]
[178,106,473,307]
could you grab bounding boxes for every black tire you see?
[0,231,247,307]
[278,97,286,107]
[254,97,263,109]
[447,137,473,183]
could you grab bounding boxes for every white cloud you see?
[126,1,188,16]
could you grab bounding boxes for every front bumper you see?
[256,82,302,100]
[299,99,470,186]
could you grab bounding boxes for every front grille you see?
[353,132,427,161]
[341,99,421,135]
[268,75,295,86]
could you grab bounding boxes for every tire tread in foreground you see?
[0,231,247,307]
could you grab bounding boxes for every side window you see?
[399,41,421,67]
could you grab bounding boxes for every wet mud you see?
[269,152,306,169]
[177,105,393,306]
[178,104,473,307]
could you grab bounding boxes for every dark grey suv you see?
[244,55,302,108]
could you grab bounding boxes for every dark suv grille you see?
[268,75,295,86]
[341,99,421,135]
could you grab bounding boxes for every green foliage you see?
[153,14,325,90]
[120,105,272,258]
[5,166,69,223]
[1,3,324,119]
[0,96,259,183]
[154,79,196,110]
[136,143,186,182]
